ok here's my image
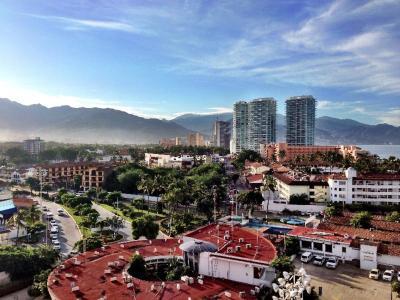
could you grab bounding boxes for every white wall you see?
[378,254,400,267]
[263,201,326,213]
[359,244,378,270]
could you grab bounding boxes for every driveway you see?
[294,259,394,300]
[38,198,81,256]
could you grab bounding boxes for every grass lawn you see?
[62,205,92,238]
[98,203,165,222]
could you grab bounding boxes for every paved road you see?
[294,259,393,300]
[38,198,82,256]
[92,202,133,241]
[92,202,168,240]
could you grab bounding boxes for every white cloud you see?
[377,108,400,126]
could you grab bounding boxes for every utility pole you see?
[212,185,217,223]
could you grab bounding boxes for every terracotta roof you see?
[12,196,34,208]
[327,215,400,233]
[185,224,277,264]
[48,239,257,300]
[318,223,400,244]
[273,173,328,186]
[288,226,352,244]
[246,174,263,184]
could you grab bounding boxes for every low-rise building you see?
[33,162,113,191]
[144,153,194,169]
[328,167,400,205]
[273,172,329,203]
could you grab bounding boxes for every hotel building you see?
[23,137,45,156]
[212,120,231,149]
[232,98,276,153]
[286,96,316,146]
[328,167,400,205]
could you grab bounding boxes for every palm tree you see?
[7,209,26,245]
[237,190,264,218]
[138,176,153,211]
[96,219,109,235]
[278,150,286,162]
[262,175,276,223]
[109,216,123,239]
[24,206,41,224]
[163,179,186,235]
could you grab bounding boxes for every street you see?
[38,198,81,256]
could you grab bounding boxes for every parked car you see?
[68,249,79,258]
[382,270,394,281]
[301,252,314,263]
[50,226,58,234]
[53,240,61,250]
[50,219,57,226]
[42,206,48,211]
[52,238,59,244]
[369,269,380,280]
[313,256,326,266]
[325,257,339,269]
[46,212,54,220]
[397,271,400,282]
[50,233,58,239]
[57,209,64,216]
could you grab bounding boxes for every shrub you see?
[350,211,372,228]
[127,254,147,279]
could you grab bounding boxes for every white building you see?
[144,153,194,169]
[329,168,400,205]
[181,224,277,287]
[23,137,44,156]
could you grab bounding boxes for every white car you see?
[382,270,394,281]
[369,269,380,280]
[57,209,64,216]
[325,257,339,269]
[397,271,400,282]
[50,220,57,226]
[53,242,61,250]
[50,226,58,234]
[300,252,313,263]
[313,256,326,266]
[50,233,58,239]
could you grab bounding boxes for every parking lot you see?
[294,259,394,300]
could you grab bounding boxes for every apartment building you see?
[187,132,205,147]
[34,162,112,190]
[23,137,45,156]
[328,167,400,205]
[212,120,231,149]
[286,96,316,146]
[144,153,194,169]
[274,172,329,203]
[232,98,276,153]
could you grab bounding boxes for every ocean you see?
[359,145,400,159]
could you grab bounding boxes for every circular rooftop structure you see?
[179,240,218,254]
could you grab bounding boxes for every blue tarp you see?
[0,199,17,219]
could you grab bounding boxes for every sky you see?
[0,0,399,125]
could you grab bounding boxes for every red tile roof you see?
[273,173,328,186]
[185,224,277,264]
[246,174,263,184]
[48,239,258,300]
[327,215,400,233]
[288,226,353,244]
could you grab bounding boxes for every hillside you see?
[0,98,190,144]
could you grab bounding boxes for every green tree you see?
[289,193,309,205]
[74,236,102,252]
[385,211,400,222]
[117,169,143,193]
[108,216,124,238]
[232,150,262,170]
[106,191,122,206]
[262,175,276,221]
[127,254,147,279]
[25,177,40,194]
[237,190,264,217]
[28,269,51,297]
[284,237,300,256]
[271,256,294,277]
[350,211,372,229]
[131,215,159,240]
[392,281,400,297]
[324,205,341,218]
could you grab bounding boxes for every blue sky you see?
[0,0,399,125]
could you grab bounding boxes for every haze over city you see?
[0,0,399,125]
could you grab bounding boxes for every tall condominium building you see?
[286,95,316,146]
[212,120,231,149]
[187,132,205,147]
[232,98,276,153]
[23,137,45,156]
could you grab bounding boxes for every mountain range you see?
[0,98,399,145]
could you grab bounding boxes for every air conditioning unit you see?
[227,247,233,253]
[239,238,244,243]
[246,243,252,249]
[224,235,230,241]
[235,245,241,252]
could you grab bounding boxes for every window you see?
[254,267,265,279]
[301,240,312,249]
[342,247,346,253]
[325,244,332,253]
[313,242,323,251]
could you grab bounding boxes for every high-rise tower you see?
[286,95,316,146]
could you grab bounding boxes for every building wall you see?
[359,244,378,270]
[378,254,400,268]
[286,96,316,146]
[274,177,328,203]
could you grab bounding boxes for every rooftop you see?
[330,173,400,181]
[0,199,17,214]
[273,172,328,186]
[48,239,257,300]
[288,226,353,244]
[185,224,277,264]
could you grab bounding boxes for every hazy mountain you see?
[0,98,190,144]
[172,113,233,135]
[173,113,400,145]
